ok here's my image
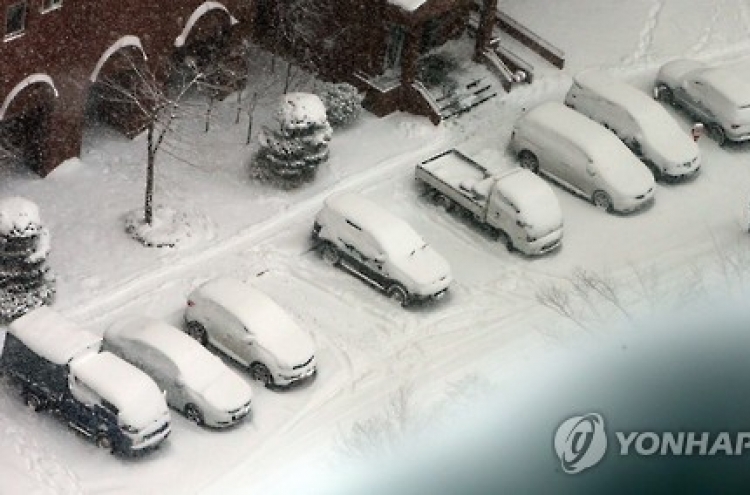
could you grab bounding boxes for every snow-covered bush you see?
[251,92,333,188]
[0,197,55,323]
[316,82,364,128]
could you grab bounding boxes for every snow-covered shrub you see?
[316,82,364,128]
[251,92,333,187]
[0,197,55,323]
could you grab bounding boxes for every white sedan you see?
[103,317,253,428]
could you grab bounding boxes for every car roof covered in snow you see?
[105,317,230,388]
[70,351,168,429]
[695,68,750,107]
[323,192,426,257]
[519,101,636,164]
[8,306,102,365]
[191,278,314,365]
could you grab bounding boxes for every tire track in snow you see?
[687,0,722,55]
[622,0,666,66]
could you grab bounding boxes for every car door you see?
[681,78,713,122]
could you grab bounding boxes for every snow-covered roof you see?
[0,197,41,236]
[105,317,234,393]
[279,92,328,129]
[521,102,636,166]
[191,278,314,366]
[388,0,428,12]
[70,351,168,429]
[324,193,426,258]
[8,307,101,365]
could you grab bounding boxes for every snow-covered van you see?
[185,277,317,388]
[416,149,563,255]
[104,317,253,428]
[654,59,750,145]
[312,192,452,306]
[0,307,171,454]
[510,101,655,213]
[565,70,701,181]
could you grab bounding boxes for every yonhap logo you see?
[554,413,607,474]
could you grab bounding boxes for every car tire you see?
[319,241,341,265]
[592,190,614,212]
[708,124,727,146]
[654,84,673,104]
[434,194,453,212]
[24,391,43,412]
[497,230,515,252]
[96,433,114,452]
[184,404,205,426]
[386,283,410,307]
[250,363,274,387]
[518,151,539,173]
[645,161,662,182]
[186,321,208,345]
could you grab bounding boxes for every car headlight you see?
[121,424,139,434]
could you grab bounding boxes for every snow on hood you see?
[497,169,562,237]
[597,146,655,197]
[200,368,252,412]
[70,352,169,430]
[0,196,42,237]
[195,278,316,367]
[391,243,452,288]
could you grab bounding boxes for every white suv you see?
[312,192,452,306]
[184,277,317,388]
[654,59,750,145]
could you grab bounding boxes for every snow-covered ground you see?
[3,1,750,493]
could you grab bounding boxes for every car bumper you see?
[615,188,655,213]
[211,402,252,428]
[520,228,563,255]
[123,421,171,453]
[275,365,317,387]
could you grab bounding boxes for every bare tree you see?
[96,53,214,226]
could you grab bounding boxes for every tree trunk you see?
[145,123,155,225]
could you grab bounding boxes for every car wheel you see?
[645,161,662,181]
[518,151,539,173]
[24,392,43,412]
[96,433,114,452]
[497,230,515,252]
[654,84,673,104]
[186,321,208,345]
[708,124,727,146]
[386,284,410,307]
[250,363,275,387]
[592,190,614,212]
[184,404,205,426]
[320,241,341,265]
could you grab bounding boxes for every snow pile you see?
[0,197,42,237]
[124,204,214,249]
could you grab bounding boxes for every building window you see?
[5,2,27,39]
[41,0,62,13]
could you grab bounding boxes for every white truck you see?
[416,149,563,255]
[0,307,172,454]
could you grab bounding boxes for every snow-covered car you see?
[184,277,317,388]
[654,59,750,145]
[312,192,453,306]
[565,70,701,181]
[103,317,253,428]
[510,101,656,213]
